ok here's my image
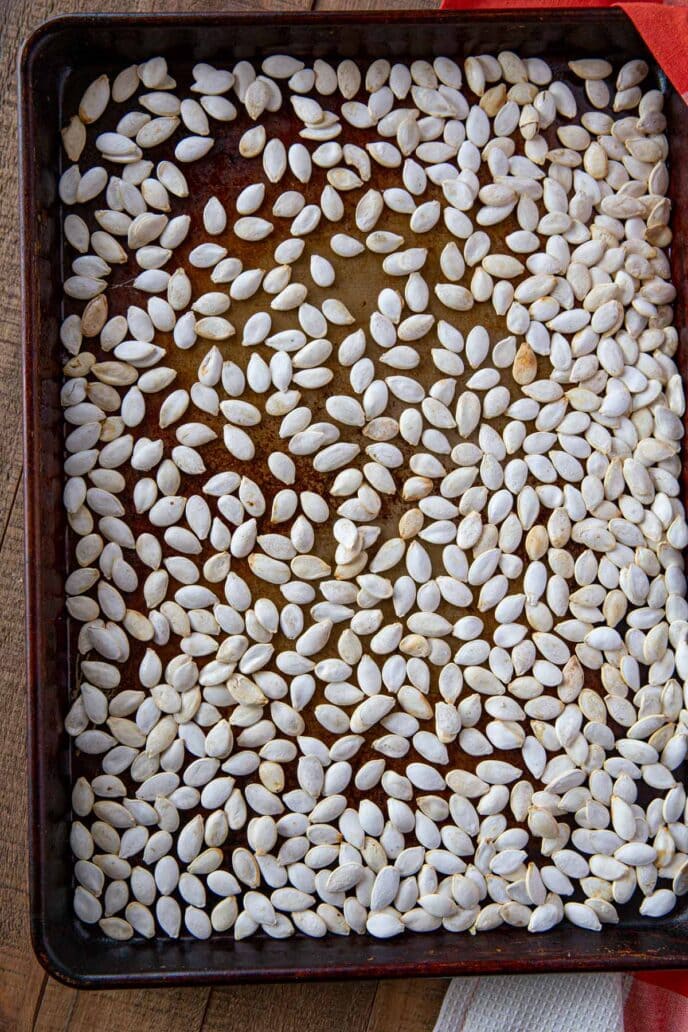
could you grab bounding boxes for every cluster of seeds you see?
[59,49,688,944]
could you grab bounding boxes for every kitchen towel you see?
[434,973,627,1032]
[433,971,688,1030]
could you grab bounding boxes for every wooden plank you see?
[31,977,76,1032]
[0,0,56,542]
[315,0,440,9]
[190,0,318,7]
[45,986,212,1032]
[0,886,46,1032]
[0,485,48,1032]
[365,979,449,1032]
[0,0,64,1023]
[201,980,378,1032]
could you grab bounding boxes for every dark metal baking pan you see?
[19,8,688,988]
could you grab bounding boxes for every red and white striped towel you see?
[434,971,688,1031]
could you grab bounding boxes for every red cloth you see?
[625,975,688,1029]
[438,0,688,1012]
[439,0,688,101]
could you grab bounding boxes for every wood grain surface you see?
[1,0,448,1029]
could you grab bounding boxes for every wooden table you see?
[0,1,450,1028]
